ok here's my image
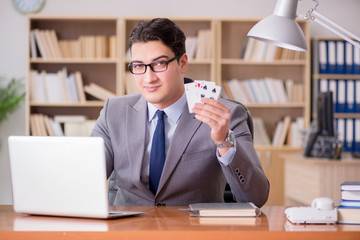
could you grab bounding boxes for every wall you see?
[0,0,359,204]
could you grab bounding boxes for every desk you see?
[283,153,360,205]
[0,205,359,240]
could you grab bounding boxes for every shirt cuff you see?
[216,141,236,166]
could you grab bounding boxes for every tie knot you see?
[157,110,165,120]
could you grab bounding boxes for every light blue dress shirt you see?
[140,92,236,186]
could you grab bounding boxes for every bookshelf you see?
[121,17,216,95]
[218,18,311,141]
[312,36,360,153]
[26,15,120,135]
[217,18,311,205]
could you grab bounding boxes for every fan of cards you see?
[185,80,221,113]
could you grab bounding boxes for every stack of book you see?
[222,78,304,105]
[30,29,117,59]
[30,114,96,137]
[337,181,360,225]
[29,68,116,103]
[241,37,305,62]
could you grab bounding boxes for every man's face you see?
[130,41,188,109]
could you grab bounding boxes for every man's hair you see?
[128,18,186,58]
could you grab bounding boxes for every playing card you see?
[185,80,221,113]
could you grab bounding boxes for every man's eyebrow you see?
[152,55,170,61]
[130,55,170,64]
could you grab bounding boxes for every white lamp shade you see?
[247,14,307,52]
[247,0,307,52]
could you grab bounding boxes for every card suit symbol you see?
[202,85,207,90]
[201,94,205,98]
[212,88,216,93]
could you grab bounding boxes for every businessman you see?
[91,18,269,207]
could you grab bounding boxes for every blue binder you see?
[336,41,345,74]
[345,42,354,74]
[337,80,346,113]
[354,44,360,74]
[318,40,329,74]
[345,79,355,113]
[328,41,337,74]
[355,119,360,152]
[344,118,354,152]
[356,80,360,113]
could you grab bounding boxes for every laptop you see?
[8,136,144,219]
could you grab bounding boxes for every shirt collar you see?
[147,92,187,124]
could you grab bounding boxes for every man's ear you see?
[179,54,188,73]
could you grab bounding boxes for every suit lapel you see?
[157,108,202,193]
[126,97,153,196]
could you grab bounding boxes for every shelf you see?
[30,58,119,64]
[334,113,360,119]
[30,101,105,107]
[221,59,307,65]
[313,74,360,80]
[245,102,306,108]
[255,146,303,151]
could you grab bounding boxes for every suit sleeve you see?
[90,99,115,178]
[221,101,270,208]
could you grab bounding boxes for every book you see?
[339,200,360,207]
[64,120,96,136]
[341,181,360,191]
[271,120,283,146]
[189,202,260,217]
[337,206,360,225]
[276,116,291,147]
[84,83,116,101]
[74,71,86,102]
[253,117,271,146]
[54,115,87,123]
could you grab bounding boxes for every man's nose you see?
[143,67,157,83]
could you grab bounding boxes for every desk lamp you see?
[247,0,360,51]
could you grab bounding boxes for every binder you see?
[328,41,336,74]
[356,80,360,113]
[355,119,360,152]
[328,79,337,113]
[346,80,355,113]
[345,42,354,74]
[318,40,328,74]
[344,118,354,152]
[336,118,345,147]
[319,79,328,92]
[336,41,345,74]
[337,80,346,113]
[354,43,360,74]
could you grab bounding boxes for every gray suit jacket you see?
[91,92,269,207]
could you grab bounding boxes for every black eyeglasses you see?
[128,55,179,75]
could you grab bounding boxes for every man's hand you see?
[192,98,232,156]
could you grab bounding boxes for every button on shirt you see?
[140,92,236,187]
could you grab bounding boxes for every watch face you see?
[228,130,235,143]
[13,0,45,14]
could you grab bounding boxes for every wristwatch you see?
[215,129,235,148]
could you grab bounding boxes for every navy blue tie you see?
[149,110,165,194]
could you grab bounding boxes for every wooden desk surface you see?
[0,205,359,240]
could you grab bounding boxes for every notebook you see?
[8,136,144,219]
[189,202,261,217]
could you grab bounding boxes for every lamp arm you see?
[299,8,360,49]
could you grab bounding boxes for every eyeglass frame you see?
[128,55,180,75]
